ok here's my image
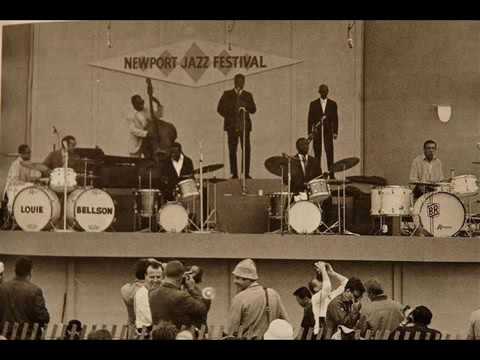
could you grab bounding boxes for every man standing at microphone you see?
[308,84,338,179]
[217,74,256,179]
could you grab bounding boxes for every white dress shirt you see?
[299,154,309,175]
[127,108,150,156]
[172,154,184,177]
[134,285,152,329]
[320,98,327,113]
[311,271,349,335]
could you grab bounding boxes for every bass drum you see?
[288,201,321,234]
[66,188,115,232]
[13,185,61,232]
[412,191,465,237]
[158,202,189,233]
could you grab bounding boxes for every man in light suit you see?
[217,74,257,179]
[308,84,338,179]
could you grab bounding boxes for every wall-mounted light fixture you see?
[434,104,452,123]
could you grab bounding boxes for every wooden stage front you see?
[1,231,480,263]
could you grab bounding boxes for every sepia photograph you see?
[0,19,479,343]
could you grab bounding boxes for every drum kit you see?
[370,170,480,237]
[264,154,360,235]
[7,157,115,232]
[133,163,224,233]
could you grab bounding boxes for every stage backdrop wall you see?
[364,21,480,197]
[2,20,363,180]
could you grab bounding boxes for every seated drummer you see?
[163,142,194,201]
[409,140,444,199]
[42,135,82,174]
[290,137,321,194]
[2,144,41,203]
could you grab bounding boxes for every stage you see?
[1,231,480,263]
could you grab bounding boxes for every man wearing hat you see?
[149,260,209,330]
[356,278,404,337]
[226,258,289,339]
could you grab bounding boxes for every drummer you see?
[164,142,194,201]
[409,140,444,199]
[290,138,321,196]
[2,144,43,213]
[42,135,82,174]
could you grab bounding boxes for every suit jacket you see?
[0,278,50,330]
[164,155,194,184]
[149,281,209,329]
[307,98,338,138]
[289,154,321,193]
[217,89,256,133]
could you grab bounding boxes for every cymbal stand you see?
[193,142,210,233]
[55,144,73,232]
[203,178,219,231]
[287,156,292,233]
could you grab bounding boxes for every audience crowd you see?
[0,257,479,340]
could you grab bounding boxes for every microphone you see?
[348,37,353,49]
[52,126,58,134]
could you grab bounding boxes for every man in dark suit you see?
[163,142,194,201]
[217,74,257,179]
[308,84,338,179]
[289,138,321,194]
[0,257,50,339]
[149,260,209,330]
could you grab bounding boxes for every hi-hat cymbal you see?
[80,157,103,165]
[264,156,300,177]
[332,157,360,173]
[473,162,480,164]
[193,163,224,175]
[76,174,100,179]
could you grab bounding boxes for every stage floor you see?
[1,231,479,263]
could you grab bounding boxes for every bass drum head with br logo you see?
[288,201,321,234]
[412,191,465,237]
[158,202,188,233]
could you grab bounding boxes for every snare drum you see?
[158,202,189,232]
[66,188,115,232]
[13,185,61,231]
[370,186,412,216]
[49,167,77,193]
[288,201,321,234]
[267,192,289,218]
[450,175,479,197]
[307,179,330,202]
[178,179,199,199]
[412,191,465,237]
[136,189,162,217]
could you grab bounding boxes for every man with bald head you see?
[308,84,339,178]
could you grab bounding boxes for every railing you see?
[0,322,465,340]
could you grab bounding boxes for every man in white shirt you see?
[134,261,163,337]
[409,140,444,199]
[308,262,348,337]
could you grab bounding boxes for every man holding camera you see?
[149,260,209,330]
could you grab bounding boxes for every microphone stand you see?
[56,143,73,232]
[193,141,210,234]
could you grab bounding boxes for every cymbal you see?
[205,178,227,184]
[409,181,436,186]
[332,157,360,173]
[76,174,100,179]
[0,152,19,158]
[193,163,224,175]
[473,162,480,164]
[80,157,103,165]
[327,179,352,185]
[264,156,300,177]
